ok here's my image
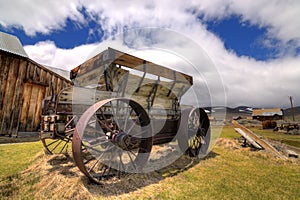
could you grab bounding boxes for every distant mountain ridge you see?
[203,106,300,116]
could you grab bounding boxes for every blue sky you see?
[10,19,104,49]
[205,16,272,60]
[7,14,287,61]
[0,0,299,108]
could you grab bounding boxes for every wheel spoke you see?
[45,139,61,147]
[118,152,125,176]
[127,151,137,170]
[87,152,105,172]
[65,115,76,128]
[49,139,63,151]
[127,149,138,158]
[126,120,136,134]
[124,107,134,131]
[59,140,69,154]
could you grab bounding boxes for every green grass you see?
[0,141,42,179]
[218,126,241,139]
[249,127,300,148]
[117,146,300,200]
[216,125,300,148]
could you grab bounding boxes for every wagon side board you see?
[69,47,193,112]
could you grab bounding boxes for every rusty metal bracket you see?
[147,76,160,111]
[167,70,177,97]
[135,60,147,93]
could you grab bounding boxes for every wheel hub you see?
[110,131,140,150]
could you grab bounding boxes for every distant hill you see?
[203,106,300,121]
[204,106,254,114]
[283,106,300,116]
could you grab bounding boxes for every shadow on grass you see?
[47,153,78,177]
[44,150,219,197]
[83,150,219,197]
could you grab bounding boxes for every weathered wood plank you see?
[235,128,263,149]
[70,50,107,79]
[52,75,58,95]
[26,62,34,81]
[1,57,19,135]
[33,65,40,82]
[10,60,27,135]
[28,85,39,131]
[70,48,193,92]
[40,68,46,83]
[20,83,32,131]
[0,55,9,132]
[58,86,115,105]
[110,48,193,85]
[73,66,105,87]
[45,72,53,97]
[233,120,287,159]
[285,150,298,158]
[8,57,22,135]
[34,86,46,130]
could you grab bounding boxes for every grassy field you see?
[219,123,300,148]
[0,141,42,179]
[124,145,300,200]
[0,126,299,199]
[249,127,300,148]
[218,125,241,139]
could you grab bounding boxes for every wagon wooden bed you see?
[40,47,210,184]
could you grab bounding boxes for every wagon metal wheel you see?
[178,107,210,157]
[41,116,76,154]
[72,98,152,184]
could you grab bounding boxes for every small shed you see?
[0,31,72,136]
[252,108,283,121]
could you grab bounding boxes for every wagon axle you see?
[108,131,140,150]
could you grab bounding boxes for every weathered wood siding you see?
[0,51,72,136]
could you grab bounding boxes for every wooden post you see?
[289,96,295,122]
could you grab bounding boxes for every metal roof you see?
[252,108,283,116]
[43,65,70,81]
[0,31,28,58]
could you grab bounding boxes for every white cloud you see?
[0,0,84,35]
[4,1,300,107]
[215,52,300,108]
[1,0,299,46]
[198,0,300,55]
[229,1,300,44]
[24,41,99,70]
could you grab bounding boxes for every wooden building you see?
[252,108,283,121]
[0,32,72,136]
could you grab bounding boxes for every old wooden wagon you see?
[40,47,210,184]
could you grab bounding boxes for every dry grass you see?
[0,149,203,199]
[0,152,93,199]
